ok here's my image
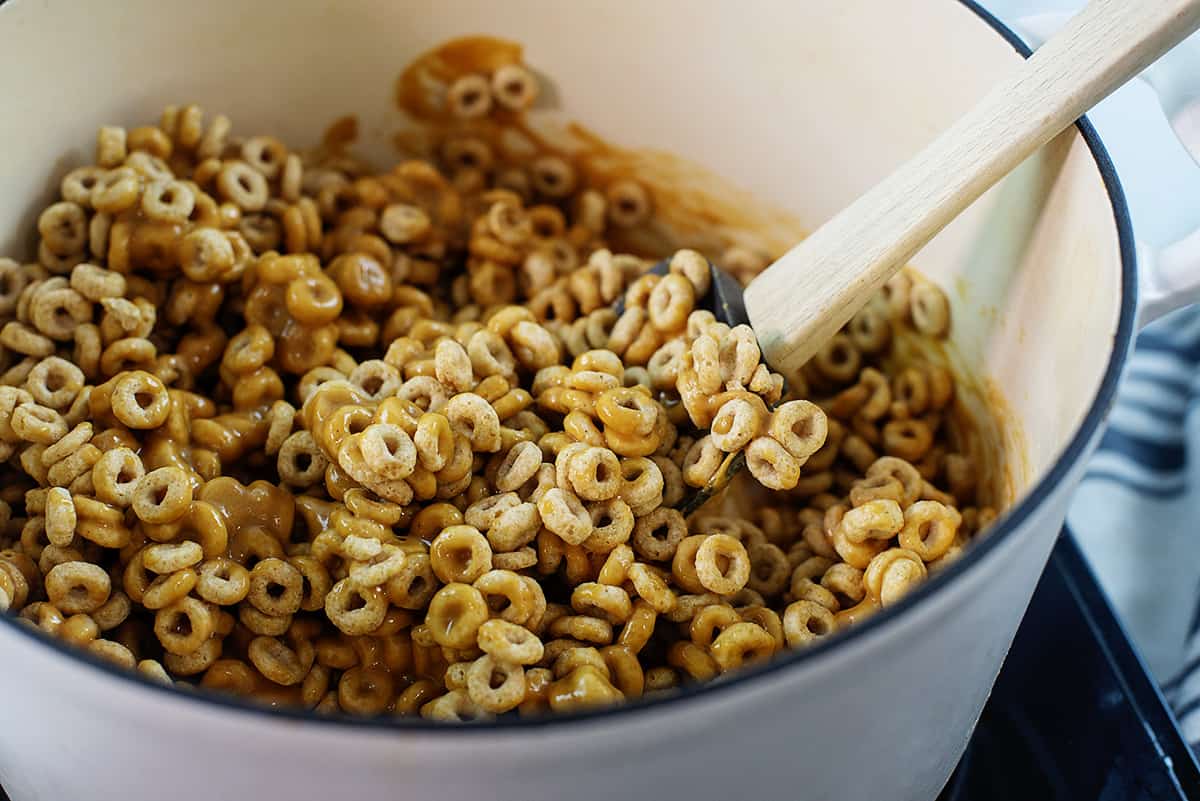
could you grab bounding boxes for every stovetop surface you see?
[939,530,1200,800]
[2,531,1197,801]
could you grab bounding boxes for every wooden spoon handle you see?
[744,0,1200,376]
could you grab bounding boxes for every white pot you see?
[0,2,1194,800]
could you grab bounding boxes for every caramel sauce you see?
[833,597,881,629]
[295,494,337,540]
[201,660,304,708]
[321,114,360,153]
[191,409,270,464]
[247,681,305,709]
[396,36,524,122]
[301,381,377,456]
[199,476,297,548]
[884,318,1024,512]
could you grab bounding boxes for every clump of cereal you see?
[0,54,986,721]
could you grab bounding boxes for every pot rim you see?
[0,0,1138,734]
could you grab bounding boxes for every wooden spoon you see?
[626,0,1200,511]
[741,0,1200,375]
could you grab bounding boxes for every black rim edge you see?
[0,0,1140,734]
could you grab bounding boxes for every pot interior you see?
[0,0,1124,653]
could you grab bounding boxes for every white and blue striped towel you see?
[1068,305,1200,748]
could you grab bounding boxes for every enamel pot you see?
[0,1,1196,800]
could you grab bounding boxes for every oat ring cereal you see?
[0,51,995,720]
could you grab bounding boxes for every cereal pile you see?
[0,63,995,719]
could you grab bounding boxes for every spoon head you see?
[615,258,755,515]
[616,258,750,327]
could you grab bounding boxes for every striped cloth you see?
[1067,304,1200,748]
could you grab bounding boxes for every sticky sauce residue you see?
[982,376,1027,511]
[886,313,1028,515]
[390,35,805,263]
[321,114,360,153]
[199,476,296,548]
[396,36,524,121]
[954,274,970,302]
